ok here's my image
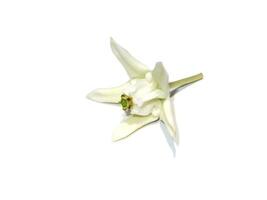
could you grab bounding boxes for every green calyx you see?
[120,94,133,111]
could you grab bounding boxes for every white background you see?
[0,0,267,199]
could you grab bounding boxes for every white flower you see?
[87,38,203,144]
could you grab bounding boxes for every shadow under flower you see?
[160,122,176,157]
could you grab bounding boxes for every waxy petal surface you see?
[160,97,178,143]
[110,38,149,78]
[152,62,169,98]
[112,115,158,141]
[87,82,129,103]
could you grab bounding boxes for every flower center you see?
[120,94,133,111]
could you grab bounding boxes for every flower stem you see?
[169,73,203,91]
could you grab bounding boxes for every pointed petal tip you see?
[152,62,169,97]
[110,37,117,48]
[110,38,149,78]
[86,90,101,102]
[166,124,179,145]
[112,129,127,142]
[86,91,94,100]
[156,61,163,66]
[112,126,124,142]
[111,136,117,142]
[112,134,121,142]
[169,125,177,139]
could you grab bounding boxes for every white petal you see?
[112,115,158,142]
[87,82,129,103]
[152,106,161,117]
[145,72,153,82]
[131,100,160,116]
[160,97,178,144]
[132,79,157,99]
[152,62,169,98]
[141,89,166,102]
[110,38,149,78]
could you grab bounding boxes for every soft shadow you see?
[170,82,194,97]
[160,122,176,157]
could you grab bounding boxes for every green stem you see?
[169,73,203,91]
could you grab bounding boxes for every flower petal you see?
[112,115,158,142]
[87,82,129,103]
[160,97,179,144]
[139,89,166,103]
[110,38,149,78]
[152,62,169,98]
[131,99,161,116]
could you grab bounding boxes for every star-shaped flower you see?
[87,38,203,145]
